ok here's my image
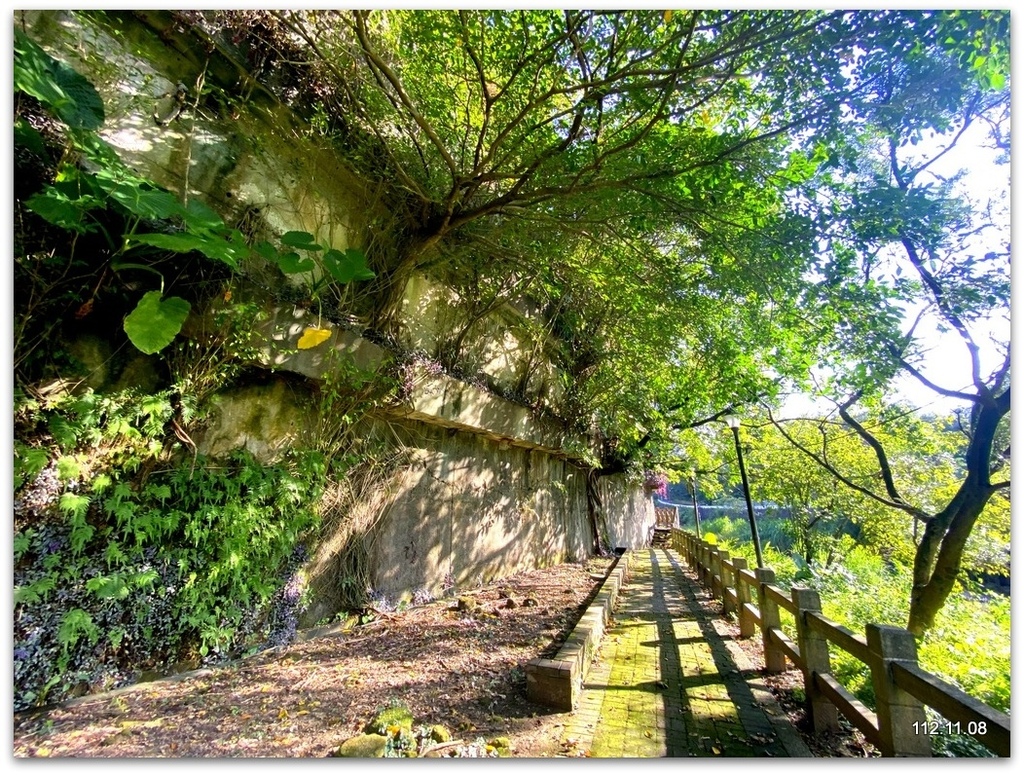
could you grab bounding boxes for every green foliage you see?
[13,28,105,130]
[122,291,192,355]
[57,609,100,653]
[254,231,375,308]
[919,588,1010,713]
[762,542,1009,724]
[12,10,1010,720]
[14,574,58,606]
[14,28,373,370]
[14,442,50,490]
[211,9,968,444]
[12,383,326,709]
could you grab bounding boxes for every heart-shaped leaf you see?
[281,231,322,251]
[297,326,332,349]
[323,248,375,283]
[123,291,191,354]
[275,251,316,274]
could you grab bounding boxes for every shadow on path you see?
[561,548,811,758]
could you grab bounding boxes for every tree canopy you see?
[16,9,1010,634]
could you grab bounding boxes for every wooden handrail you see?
[767,627,801,667]
[671,528,1009,758]
[764,583,797,615]
[814,673,882,748]
[806,611,871,664]
[892,662,1010,758]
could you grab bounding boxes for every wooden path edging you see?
[525,551,629,711]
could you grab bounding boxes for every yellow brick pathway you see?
[562,548,812,757]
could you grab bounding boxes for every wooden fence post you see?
[732,558,754,637]
[720,551,733,614]
[755,568,786,673]
[708,548,724,593]
[792,587,839,734]
[866,624,931,757]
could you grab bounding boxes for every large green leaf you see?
[103,182,183,221]
[323,248,375,283]
[123,291,191,354]
[276,251,316,274]
[13,28,105,130]
[280,230,322,251]
[182,198,227,232]
[24,189,100,232]
[131,232,244,270]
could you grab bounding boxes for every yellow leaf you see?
[36,748,51,757]
[297,326,332,349]
[712,745,722,755]
[664,10,673,24]
[277,708,289,721]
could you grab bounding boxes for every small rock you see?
[336,734,388,757]
[522,597,538,607]
[366,703,414,734]
[456,596,478,612]
[429,724,452,743]
[487,736,512,757]
[503,598,517,609]
[497,588,514,599]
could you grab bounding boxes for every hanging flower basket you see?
[643,470,668,498]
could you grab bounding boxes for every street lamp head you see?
[723,414,740,429]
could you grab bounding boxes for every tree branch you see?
[885,344,981,403]
[766,407,931,521]
[353,11,460,180]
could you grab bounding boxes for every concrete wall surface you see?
[367,420,592,602]
[602,475,656,550]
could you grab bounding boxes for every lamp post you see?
[724,414,764,569]
[688,471,702,539]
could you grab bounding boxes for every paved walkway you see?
[561,548,812,757]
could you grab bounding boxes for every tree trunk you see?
[586,468,609,555]
[907,481,991,634]
[364,225,447,339]
[906,393,1007,635]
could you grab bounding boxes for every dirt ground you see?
[12,555,875,758]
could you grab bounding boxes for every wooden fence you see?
[674,530,1010,757]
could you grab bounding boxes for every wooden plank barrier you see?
[671,528,1010,758]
